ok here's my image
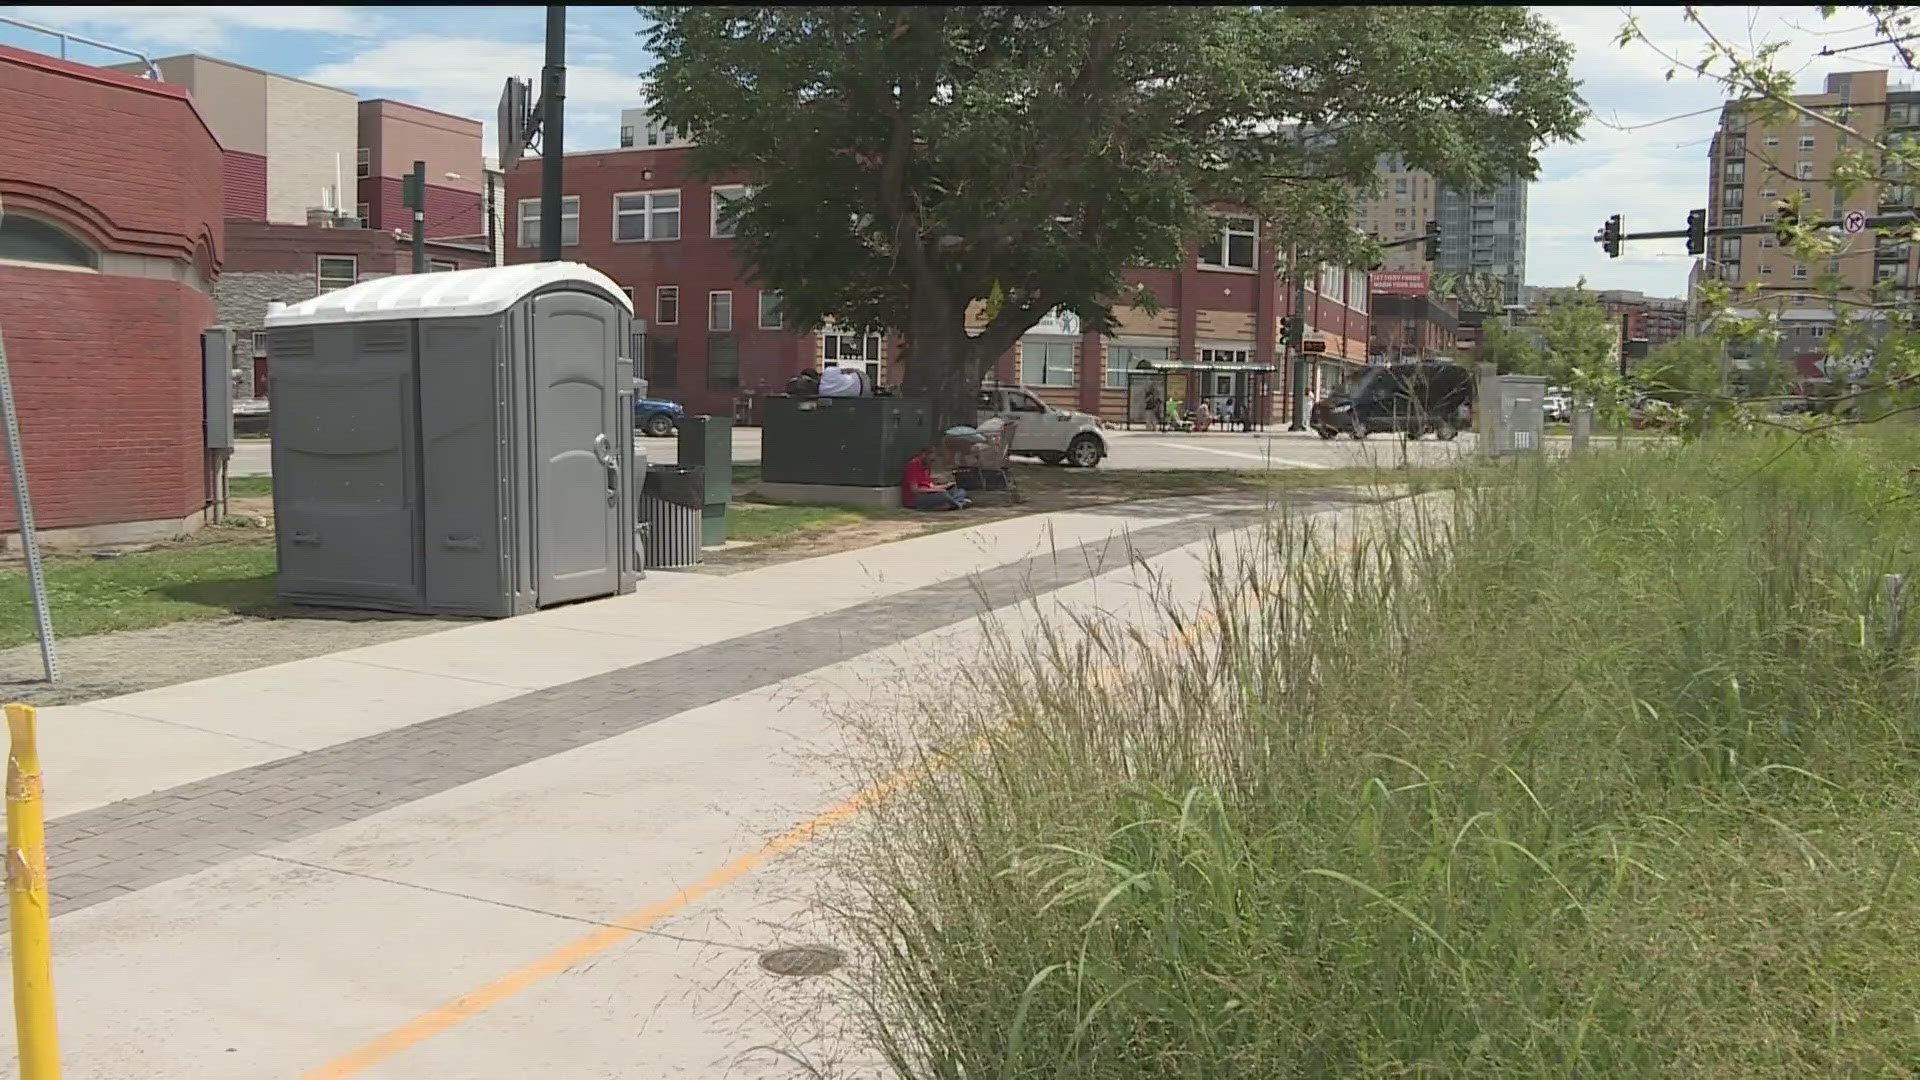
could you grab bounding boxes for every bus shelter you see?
[1123,359,1280,430]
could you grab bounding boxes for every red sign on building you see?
[1369,270,1430,296]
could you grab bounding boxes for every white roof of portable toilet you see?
[263,262,632,328]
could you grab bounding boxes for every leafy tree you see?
[643,5,1587,427]
[1532,283,1618,390]
[1475,317,1544,375]
[1638,335,1726,403]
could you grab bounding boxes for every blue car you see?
[634,396,684,438]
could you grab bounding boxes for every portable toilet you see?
[262,262,640,617]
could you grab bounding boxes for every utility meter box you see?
[1485,373,1548,457]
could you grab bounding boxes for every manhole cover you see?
[758,944,845,978]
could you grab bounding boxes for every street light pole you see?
[539,4,566,263]
[1286,266,1308,431]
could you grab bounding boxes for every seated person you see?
[785,368,821,396]
[818,362,868,397]
[900,446,970,511]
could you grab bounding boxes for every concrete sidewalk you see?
[0,490,1405,1079]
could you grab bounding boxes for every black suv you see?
[1312,361,1473,441]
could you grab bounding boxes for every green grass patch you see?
[839,429,1920,1077]
[0,532,280,649]
[227,475,274,499]
[724,503,890,544]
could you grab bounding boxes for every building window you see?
[1763,134,1780,147]
[1722,262,1741,282]
[1759,263,1773,276]
[1792,263,1807,280]
[1799,112,1815,127]
[824,328,885,383]
[0,214,98,269]
[516,196,580,248]
[1198,215,1257,271]
[1798,134,1816,152]
[711,185,748,238]
[1760,235,1775,248]
[645,118,680,146]
[1722,187,1744,208]
[317,255,357,293]
[1200,346,1251,365]
[1725,161,1744,182]
[356,202,370,228]
[1724,211,1743,227]
[708,290,732,332]
[656,286,679,326]
[707,334,739,390]
[1020,340,1075,387]
[620,125,635,148]
[648,337,679,388]
[251,330,268,358]
[613,190,680,242]
[1759,187,1777,199]
[427,260,456,272]
[1797,161,1815,179]
[1718,236,1741,259]
[758,290,783,329]
[356,147,370,179]
[1106,344,1168,389]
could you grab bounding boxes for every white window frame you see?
[251,330,268,357]
[758,289,783,330]
[356,202,370,228]
[656,286,679,326]
[1798,134,1816,151]
[427,259,456,273]
[1763,134,1780,147]
[1199,346,1251,366]
[1198,215,1258,272]
[822,327,885,381]
[619,125,635,148]
[355,147,370,179]
[316,255,357,294]
[708,289,732,332]
[1792,263,1808,280]
[612,189,681,243]
[1020,340,1075,388]
[1105,342,1170,389]
[516,196,580,248]
[1797,160,1815,179]
[711,185,749,238]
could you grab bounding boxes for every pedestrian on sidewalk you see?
[902,446,971,511]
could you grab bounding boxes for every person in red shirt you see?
[901,446,970,511]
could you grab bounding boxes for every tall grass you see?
[835,432,1920,1078]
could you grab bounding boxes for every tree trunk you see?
[898,289,987,436]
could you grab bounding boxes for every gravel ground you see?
[0,611,462,708]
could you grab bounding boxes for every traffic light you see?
[1685,209,1706,256]
[1774,201,1798,245]
[1279,315,1301,348]
[1422,219,1440,262]
[402,173,423,212]
[1598,214,1624,258]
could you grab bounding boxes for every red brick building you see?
[504,142,1370,422]
[1367,270,1460,363]
[355,99,485,240]
[0,45,225,544]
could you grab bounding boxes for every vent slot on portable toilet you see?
[270,327,315,359]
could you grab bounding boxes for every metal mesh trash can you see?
[643,465,704,568]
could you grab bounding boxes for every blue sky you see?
[4,5,1914,299]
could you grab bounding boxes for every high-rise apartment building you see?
[1351,156,1528,307]
[1703,69,1918,306]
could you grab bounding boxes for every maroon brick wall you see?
[359,177,483,239]
[222,150,268,220]
[225,219,492,276]
[0,46,225,532]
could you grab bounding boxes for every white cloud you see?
[11,5,374,51]
[306,36,643,157]
[1527,4,1919,296]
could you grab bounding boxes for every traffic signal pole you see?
[539,5,566,263]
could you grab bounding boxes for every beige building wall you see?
[361,100,483,193]
[1352,157,1438,272]
[265,75,359,224]
[1706,68,1915,307]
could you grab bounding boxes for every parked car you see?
[976,386,1108,467]
[634,396,685,438]
[1543,393,1572,424]
[1311,361,1473,441]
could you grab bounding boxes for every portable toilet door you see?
[523,288,628,607]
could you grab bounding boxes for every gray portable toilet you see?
[262,262,639,617]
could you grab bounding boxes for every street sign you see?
[1844,209,1868,234]
[1301,338,1328,354]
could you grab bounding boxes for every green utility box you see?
[677,415,732,546]
[761,395,932,488]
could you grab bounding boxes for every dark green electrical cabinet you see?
[677,415,732,546]
[761,395,932,488]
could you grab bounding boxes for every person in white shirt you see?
[818,362,867,397]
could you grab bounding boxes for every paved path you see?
[1,491,1408,1078]
[230,426,1490,478]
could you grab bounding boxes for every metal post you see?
[539,5,567,263]
[0,198,57,684]
[411,160,426,274]
[1285,269,1307,431]
[5,703,60,1079]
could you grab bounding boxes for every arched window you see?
[0,214,98,270]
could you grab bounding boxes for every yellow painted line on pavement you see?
[304,517,1308,1078]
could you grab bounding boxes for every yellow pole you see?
[5,703,60,1079]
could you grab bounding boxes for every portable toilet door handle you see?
[593,432,620,505]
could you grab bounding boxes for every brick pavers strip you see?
[34,500,1338,919]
